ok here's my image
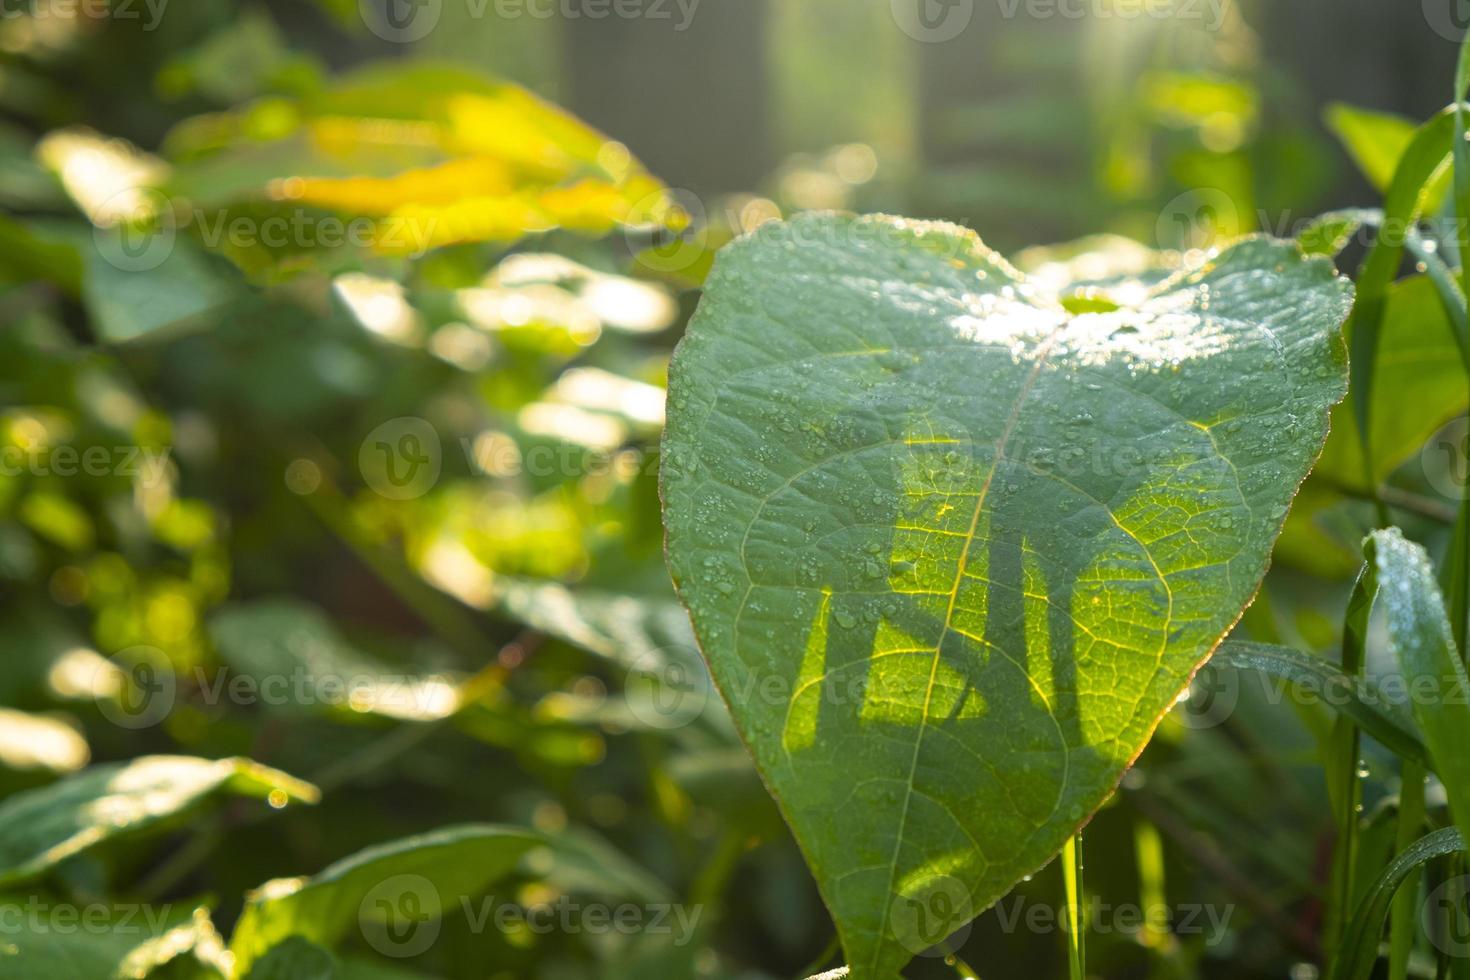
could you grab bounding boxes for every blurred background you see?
[0,1,1467,978]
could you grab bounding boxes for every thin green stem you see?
[1327,567,1374,971]
[948,952,982,978]
[1388,762,1427,980]
[1063,832,1086,980]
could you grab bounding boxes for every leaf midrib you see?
[866,323,1068,977]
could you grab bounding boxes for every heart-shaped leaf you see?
[661,213,1353,978]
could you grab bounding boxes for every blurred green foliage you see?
[0,2,1466,979]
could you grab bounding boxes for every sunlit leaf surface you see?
[0,756,319,887]
[229,824,540,974]
[662,213,1354,978]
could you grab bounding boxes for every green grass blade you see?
[1212,641,1428,766]
[1333,827,1466,980]
[1401,230,1470,366]
[1347,107,1460,518]
[1367,530,1470,847]
[1447,35,1470,657]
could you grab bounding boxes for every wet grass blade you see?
[1332,827,1466,980]
[1367,530,1470,847]
[1212,641,1427,766]
[1347,107,1459,520]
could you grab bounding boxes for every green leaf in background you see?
[80,235,237,343]
[661,213,1354,978]
[0,756,319,887]
[0,215,81,293]
[0,708,89,778]
[228,825,540,974]
[1294,208,1378,259]
[161,61,680,258]
[1325,103,1419,193]
[243,937,439,980]
[0,902,223,980]
[1367,529,1470,846]
[243,937,338,980]
[209,599,462,722]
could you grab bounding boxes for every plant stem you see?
[1326,566,1374,971]
[1063,832,1086,980]
[1388,761,1427,980]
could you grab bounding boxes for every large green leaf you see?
[0,756,319,887]
[661,213,1354,978]
[229,825,540,974]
